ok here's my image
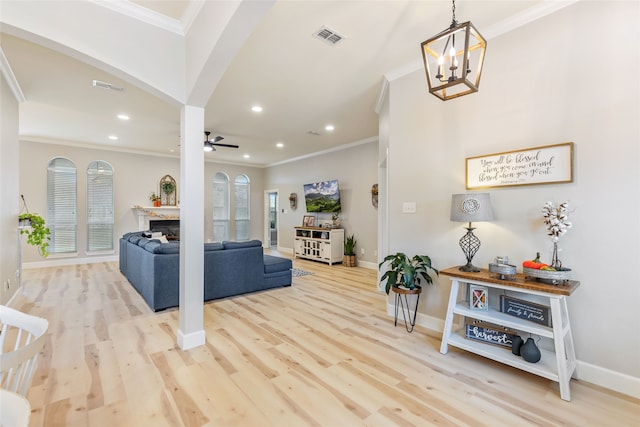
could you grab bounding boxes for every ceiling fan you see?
[204,131,239,152]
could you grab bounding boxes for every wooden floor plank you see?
[12,256,639,426]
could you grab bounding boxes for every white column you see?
[177,105,205,350]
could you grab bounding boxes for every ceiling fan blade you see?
[212,143,239,148]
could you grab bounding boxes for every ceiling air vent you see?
[92,80,124,92]
[313,26,345,46]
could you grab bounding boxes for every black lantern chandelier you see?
[421,0,487,101]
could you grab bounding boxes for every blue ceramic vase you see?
[511,335,524,356]
[521,337,541,363]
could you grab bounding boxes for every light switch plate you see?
[402,202,417,213]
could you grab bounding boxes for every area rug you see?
[292,268,314,277]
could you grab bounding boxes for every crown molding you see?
[482,0,580,40]
[0,47,26,103]
[374,77,389,115]
[90,0,185,36]
[181,1,206,34]
[267,136,378,168]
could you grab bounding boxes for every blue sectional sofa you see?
[119,232,292,311]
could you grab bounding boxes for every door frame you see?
[263,188,278,249]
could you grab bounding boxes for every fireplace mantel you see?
[132,205,180,231]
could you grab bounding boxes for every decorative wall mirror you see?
[159,175,177,206]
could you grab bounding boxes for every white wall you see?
[385,1,639,393]
[265,141,379,266]
[0,71,21,304]
[19,141,265,264]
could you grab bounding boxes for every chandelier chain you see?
[451,0,457,26]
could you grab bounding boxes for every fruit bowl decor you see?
[523,253,572,285]
[523,266,571,284]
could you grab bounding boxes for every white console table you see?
[132,206,180,231]
[294,227,344,265]
[440,267,580,401]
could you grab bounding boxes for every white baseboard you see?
[22,255,118,269]
[177,328,206,350]
[575,360,640,399]
[386,302,444,333]
[278,246,377,269]
[385,303,639,399]
[5,286,21,307]
[357,260,377,270]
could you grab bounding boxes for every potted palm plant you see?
[18,213,51,257]
[378,252,438,294]
[344,234,357,267]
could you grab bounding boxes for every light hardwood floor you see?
[13,254,639,426]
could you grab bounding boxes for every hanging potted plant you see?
[161,181,176,196]
[378,253,439,294]
[343,234,357,267]
[18,213,51,257]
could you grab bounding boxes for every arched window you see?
[46,157,77,254]
[87,161,114,252]
[213,172,230,241]
[234,174,250,241]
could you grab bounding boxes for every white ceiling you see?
[2,0,555,167]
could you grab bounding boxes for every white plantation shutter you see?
[213,172,230,241]
[87,161,114,251]
[46,157,77,253]
[234,175,250,241]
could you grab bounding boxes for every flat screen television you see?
[303,180,342,213]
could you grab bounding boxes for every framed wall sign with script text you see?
[466,142,574,189]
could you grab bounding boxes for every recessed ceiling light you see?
[276,142,284,148]
[243,154,250,159]
[117,114,130,120]
[108,135,118,140]
[251,105,263,113]
[325,124,335,131]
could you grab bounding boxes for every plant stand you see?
[392,285,422,333]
